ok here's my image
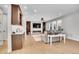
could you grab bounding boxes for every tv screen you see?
[33,23,41,28]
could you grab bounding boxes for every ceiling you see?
[0,4,8,14]
[20,4,79,21]
[0,4,79,21]
[21,4,79,14]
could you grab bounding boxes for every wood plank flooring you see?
[0,40,8,54]
[12,35,79,54]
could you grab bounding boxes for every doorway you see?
[26,21,31,35]
[42,22,46,33]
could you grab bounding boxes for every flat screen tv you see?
[33,23,41,28]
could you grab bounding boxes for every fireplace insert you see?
[33,23,41,28]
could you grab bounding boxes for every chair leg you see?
[59,37,61,42]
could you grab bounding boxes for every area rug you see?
[32,34,41,41]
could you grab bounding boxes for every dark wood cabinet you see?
[11,4,23,51]
[11,4,22,25]
[12,35,23,50]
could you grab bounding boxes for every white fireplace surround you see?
[31,21,43,34]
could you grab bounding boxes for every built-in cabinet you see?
[11,4,23,50]
[11,4,22,25]
[12,34,23,50]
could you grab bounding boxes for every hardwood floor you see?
[12,35,79,54]
[0,40,8,54]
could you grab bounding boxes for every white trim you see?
[67,34,79,41]
[7,48,12,53]
[7,5,12,53]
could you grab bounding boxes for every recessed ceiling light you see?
[34,9,37,13]
[31,16,34,19]
[59,13,62,16]
[24,6,27,9]
[41,16,43,18]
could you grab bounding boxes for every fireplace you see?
[31,22,42,34]
[33,23,41,28]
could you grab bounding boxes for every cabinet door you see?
[11,5,18,25]
[0,9,3,46]
[12,35,22,50]
[11,5,22,25]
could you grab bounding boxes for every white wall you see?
[62,11,79,41]
[0,8,3,46]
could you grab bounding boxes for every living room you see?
[12,4,79,53]
[0,4,79,54]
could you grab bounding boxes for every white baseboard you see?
[7,48,12,53]
[67,34,79,41]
